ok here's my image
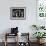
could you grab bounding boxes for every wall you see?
[0,0,36,42]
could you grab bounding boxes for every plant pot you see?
[37,39,40,43]
[37,39,45,44]
[40,38,45,43]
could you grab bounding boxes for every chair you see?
[4,33,18,46]
[4,27,19,46]
[18,33,30,46]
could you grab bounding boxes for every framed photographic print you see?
[10,7,26,20]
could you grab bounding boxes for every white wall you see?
[0,0,36,42]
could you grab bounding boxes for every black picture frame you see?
[10,7,26,20]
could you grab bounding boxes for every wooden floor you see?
[0,42,46,46]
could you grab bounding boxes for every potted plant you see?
[33,32,46,43]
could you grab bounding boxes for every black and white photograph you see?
[10,7,26,20]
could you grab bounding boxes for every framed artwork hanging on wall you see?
[10,7,26,20]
